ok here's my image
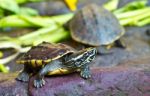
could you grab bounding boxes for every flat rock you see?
[29,67,150,96]
[0,57,150,96]
[0,73,28,96]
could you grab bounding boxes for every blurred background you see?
[0,0,150,73]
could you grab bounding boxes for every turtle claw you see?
[80,71,91,79]
[34,78,45,88]
[17,72,29,82]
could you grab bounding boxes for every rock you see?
[28,65,150,96]
[0,73,28,96]
[0,57,150,96]
[28,55,150,96]
[94,26,150,67]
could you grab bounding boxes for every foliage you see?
[0,0,150,72]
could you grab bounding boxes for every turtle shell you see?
[69,4,125,46]
[16,42,74,67]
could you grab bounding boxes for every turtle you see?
[16,42,97,88]
[66,4,125,49]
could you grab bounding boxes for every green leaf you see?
[15,0,42,4]
[136,17,150,26]
[19,7,39,16]
[0,0,20,13]
[0,8,4,18]
[114,0,148,13]
[0,15,33,27]
[33,28,70,45]
[104,0,119,11]
[15,0,27,4]
[19,15,56,27]
[0,64,9,73]
[18,26,58,41]
[0,51,3,58]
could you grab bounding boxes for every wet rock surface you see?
[93,26,150,67]
[0,63,150,96]
[28,66,150,96]
[0,73,28,96]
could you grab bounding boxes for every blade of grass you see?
[51,13,73,25]
[0,42,21,50]
[0,13,73,28]
[115,7,150,19]
[15,0,43,4]
[0,52,19,65]
[19,15,56,27]
[0,64,9,73]
[114,0,148,13]
[103,0,119,11]
[33,28,70,45]
[18,26,58,42]
[0,0,20,13]
[19,7,39,16]
[120,10,150,26]
[136,17,150,26]
[0,8,4,18]
[0,51,3,58]
[0,15,33,27]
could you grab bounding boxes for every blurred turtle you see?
[16,42,96,88]
[66,4,125,50]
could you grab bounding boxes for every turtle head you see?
[65,47,97,68]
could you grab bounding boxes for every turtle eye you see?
[83,52,89,57]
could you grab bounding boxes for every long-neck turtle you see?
[16,42,96,88]
[67,4,125,48]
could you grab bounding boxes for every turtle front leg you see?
[80,65,91,79]
[17,65,30,82]
[33,68,47,88]
[34,60,62,88]
[33,76,45,88]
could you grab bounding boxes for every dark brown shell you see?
[69,4,125,46]
[17,42,74,65]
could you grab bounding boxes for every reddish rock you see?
[0,73,28,96]
[28,66,150,96]
[0,61,150,96]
